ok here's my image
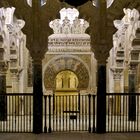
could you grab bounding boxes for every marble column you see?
[112,69,123,115]
[32,58,43,134]
[0,61,8,121]
[128,64,137,121]
[96,62,106,133]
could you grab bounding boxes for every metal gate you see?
[43,94,96,132]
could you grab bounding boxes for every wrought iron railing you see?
[0,93,140,133]
[106,93,140,132]
[0,93,33,133]
[43,94,96,132]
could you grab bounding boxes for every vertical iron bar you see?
[30,95,32,132]
[56,96,58,132]
[114,95,116,132]
[23,96,26,132]
[48,95,52,133]
[76,95,77,131]
[78,92,80,111]
[53,95,55,131]
[85,95,88,131]
[8,96,10,132]
[20,94,24,132]
[88,94,91,133]
[137,95,139,131]
[59,96,61,131]
[126,95,128,132]
[12,96,13,132]
[63,96,64,131]
[81,95,85,131]
[111,95,113,132]
[92,95,95,133]
[120,95,121,132]
[18,95,19,132]
[116,95,118,132]
[15,95,17,132]
[123,95,124,132]
[69,95,70,131]
[44,96,47,133]
[106,95,112,132]
[27,95,29,132]
[79,94,80,131]
[107,95,109,132]
[66,96,67,131]
[72,95,74,131]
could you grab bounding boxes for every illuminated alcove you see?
[55,70,79,93]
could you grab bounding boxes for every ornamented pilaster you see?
[10,71,19,93]
[112,68,123,93]
[112,68,123,115]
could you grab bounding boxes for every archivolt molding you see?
[43,54,90,90]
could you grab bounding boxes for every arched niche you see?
[43,55,90,90]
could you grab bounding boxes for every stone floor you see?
[0,133,140,140]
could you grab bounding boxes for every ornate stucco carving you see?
[49,8,89,34]
[48,8,90,52]
[44,56,89,90]
[111,68,123,80]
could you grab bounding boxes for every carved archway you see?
[43,55,90,90]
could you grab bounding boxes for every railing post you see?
[88,94,91,132]
[78,92,80,111]
[48,95,52,133]
[44,96,47,133]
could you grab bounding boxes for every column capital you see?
[129,63,138,74]
[111,68,123,80]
